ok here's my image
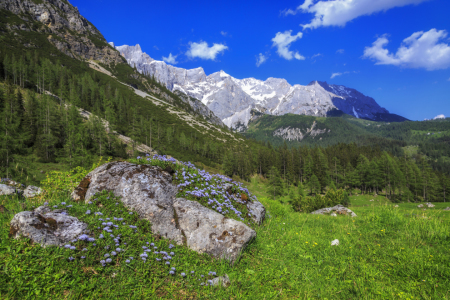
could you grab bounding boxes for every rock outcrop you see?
[23,185,44,198]
[71,161,258,263]
[0,184,19,196]
[310,205,357,217]
[0,0,123,64]
[9,205,90,247]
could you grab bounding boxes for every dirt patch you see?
[73,177,91,201]
[8,225,18,238]
[0,205,8,214]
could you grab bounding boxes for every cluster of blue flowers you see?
[173,159,258,225]
[133,154,259,226]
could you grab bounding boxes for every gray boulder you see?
[173,199,256,262]
[0,184,17,196]
[310,204,357,217]
[9,206,90,247]
[443,207,450,211]
[72,161,258,263]
[23,185,44,198]
[210,274,231,287]
[247,200,266,225]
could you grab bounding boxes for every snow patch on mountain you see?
[353,107,359,118]
[434,114,446,120]
[115,44,394,129]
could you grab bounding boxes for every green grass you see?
[1,172,450,299]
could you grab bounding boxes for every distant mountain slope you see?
[243,114,398,148]
[243,114,450,169]
[314,81,408,122]
[115,44,407,130]
[0,0,245,166]
[0,2,223,127]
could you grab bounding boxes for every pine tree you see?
[268,166,283,200]
[303,153,313,183]
[0,81,25,177]
[316,148,329,192]
[63,104,84,166]
[309,174,321,195]
[35,94,59,162]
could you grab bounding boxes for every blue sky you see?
[72,0,450,121]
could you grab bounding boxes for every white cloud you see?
[434,114,446,119]
[331,72,346,79]
[311,53,322,59]
[256,53,268,67]
[153,46,159,50]
[330,71,358,79]
[336,49,345,54]
[284,0,429,29]
[221,31,227,36]
[186,41,228,60]
[162,53,178,65]
[363,29,450,70]
[271,30,305,60]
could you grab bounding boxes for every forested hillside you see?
[244,113,450,175]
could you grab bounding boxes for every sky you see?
[71,0,450,121]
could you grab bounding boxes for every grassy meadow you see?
[1,173,450,299]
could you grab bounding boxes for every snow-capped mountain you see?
[115,44,404,129]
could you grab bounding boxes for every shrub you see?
[291,189,349,213]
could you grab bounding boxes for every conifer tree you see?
[268,166,283,200]
[0,81,25,177]
[309,174,321,195]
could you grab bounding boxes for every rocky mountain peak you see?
[0,0,123,64]
[116,44,406,128]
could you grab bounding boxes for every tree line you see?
[223,141,450,203]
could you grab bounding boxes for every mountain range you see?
[114,44,407,130]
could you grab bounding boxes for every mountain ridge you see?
[115,44,407,129]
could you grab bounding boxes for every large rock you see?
[0,184,17,196]
[71,161,257,263]
[9,206,89,247]
[247,200,266,225]
[310,204,357,217]
[173,198,256,262]
[23,185,44,198]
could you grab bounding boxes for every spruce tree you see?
[268,166,283,200]
[0,81,25,177]
[309,174,320,195]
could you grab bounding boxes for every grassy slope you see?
[1,173,449,299]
